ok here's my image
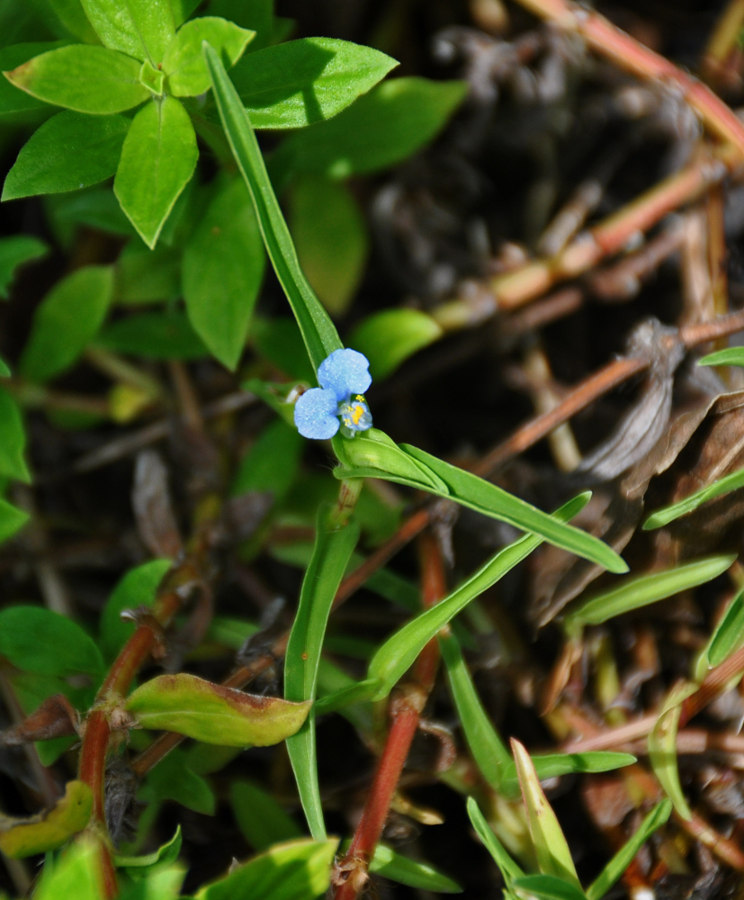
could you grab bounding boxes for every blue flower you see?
[294,349,373,439]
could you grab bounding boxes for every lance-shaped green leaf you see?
[80,0,175,62]
[0,780,92,858]
[183,177,265,369]
[285,504,360,839]
[368,844,462,893]
[648,682,696,820]
[700,583,744,671]
[231,37,398,129]
[269,77,467,184]
[585,800,671,900]
[644,465,744,530]
[3,111,129,200]
[564,555,736,632]
[0,498,29,543]
[512,875,588,900]
[350,308,442,379]
[335,437,626,574]
[4,45,149,114]
[698,347,744,368]
[163,17,254,96]
[125,673,311,746]
[114,96,198,248]
[367,495,589,700]
[511,738,582,888]
[194,837,339,900]
[20,264,113,382]
[0,387,30,482]
[0,356,9,377]
[0,235,48,298]
[204,42,342,371]
[44,0,99,42]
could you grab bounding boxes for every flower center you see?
[338,395,372,435]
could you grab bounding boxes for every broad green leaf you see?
[644,465,744,529]
[648,682,696,820]
[204,42,342,371]
[115,826,182,869]
[31,837,102,900]
[369,844,462,893]
[290,175,367,315]
[114,96,198,248]
[440,632,512,792]
[0,42,60,118]
[0,498,29,543]
[367,495,589,700]
[285,505,360,839]
[0,387,30,482]
[702,584,744,669]
[46,186,134,240]
[335,437,626,574]
[0,780,92,858]
[231,37,397,129]
[0,235,48,298]
[3,111,129,200]
[511,739,581,887]
[350,308,442,379]
[512,874,587,900]
[250,315,313,381]
[466,796,524,886]
[125,673,311,746]
[698,347,744,368]
[117,864,185,900]
[80,0,175,62]
[585,800,671,900]
[230,779,302,851]
[183,177,265,369]
[163,17,254,96]
[194,838,339,900]
[100,559,171,660]
[20,264,114,382]
[565,555,736,631]
[0,605,104,678]
[270,77,467,183]
[4,45,149,114]
[94,311,209,360]
[138,751,215,815]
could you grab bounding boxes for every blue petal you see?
[294,387,340,439]
[317,349,371,400]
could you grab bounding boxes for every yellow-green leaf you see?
[0,780,92,858]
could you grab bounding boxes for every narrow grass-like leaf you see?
[703,584,744,668]
[285,505,360,839]
[466,796,524,886]
[204,42,342,371]
[698,347,744,368]
[440,632,512,792]
[648,683,695,820]
[368,844,462,893]
[501,752,636,789]
[511,739,581,888]
[512,874,587,900]
[644,466,744,530]
[367,495,589,701]
[565,555,736,630]
[336,435,625,573]
[585,800,671,900]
